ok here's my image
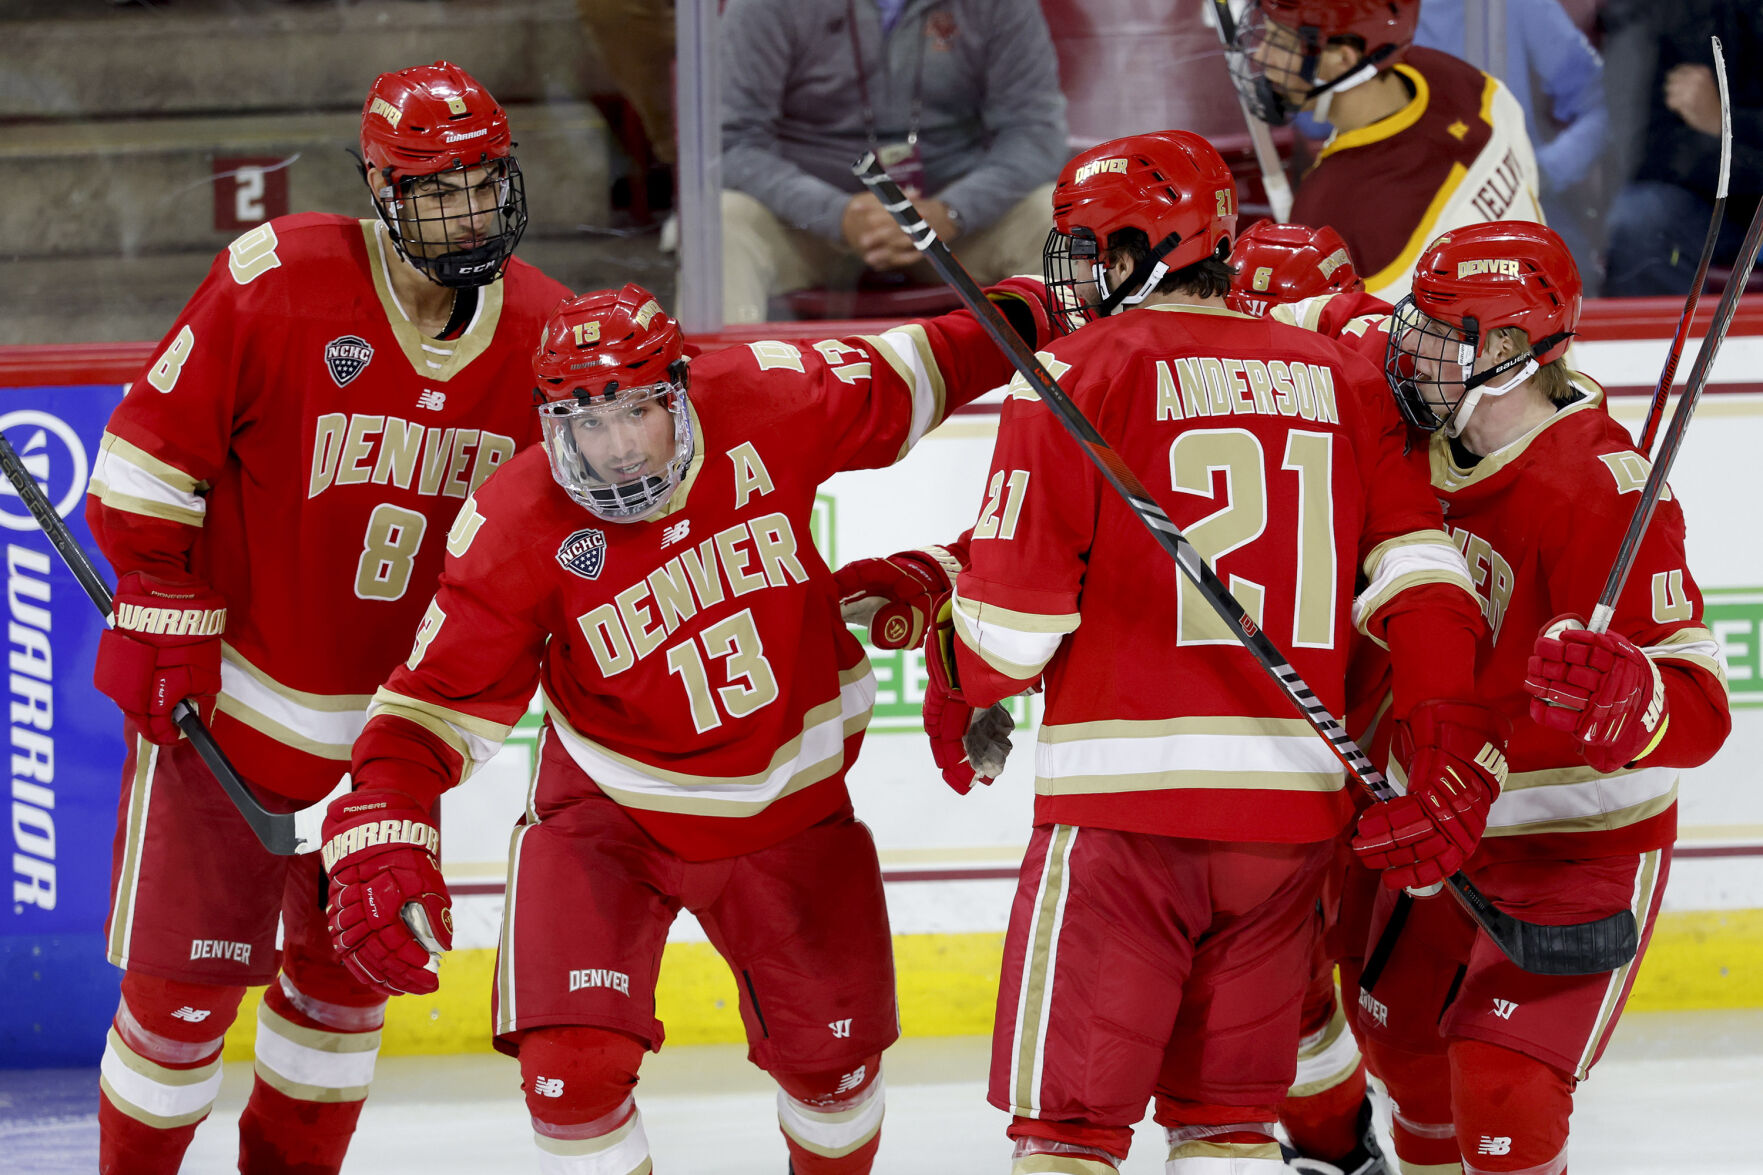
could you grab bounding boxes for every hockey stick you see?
[1590,177,1763,635]
[0,430,312,856]
[854,153,1637,975]
[1209,0,1294,221]
[1639,36,1731,457]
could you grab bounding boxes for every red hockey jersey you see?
[1273,290,1396,366]
[952,304,1482,844]
[1407,378,1731,859]
[87,213,572,802]
[351,314,1027,861]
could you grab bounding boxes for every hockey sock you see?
[1282,988,1369,1161]
[1449,1038,1571,1175]
[1157,1099,1287,1173]
[774,1055,885,1174]
[99,971,245,1175]
[521,1025,651,1174]
[1364,1036,1460,1172]
[237,973,386,1175]
[1006,1115,1134,1168]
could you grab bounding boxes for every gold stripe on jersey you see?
[541,665,875,816]
[1575,850,1661,1080]
[362,219,505,381]
[368,688,516,782]
[107,739,156,968]
[1430,373,1606,492]
[216,644,374,761]
[1353,530,1475,645]
[495,822,533,1039]
[952,593,1080,681]
[864,325,948,458]
[1315,63,1432,162]
[1394,756,1680,837]
[1644,626,1729,694]
[1034,715,1344,798]
[90,432,209,526]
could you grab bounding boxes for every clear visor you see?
[538,381,694,522]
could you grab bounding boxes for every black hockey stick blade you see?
[852,153,1638,975]
[1446,875,1637,977]
[0,430,309,855]
[1640,36,1730,457]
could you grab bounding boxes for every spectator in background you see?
[1414,0,1608,283]
[719,0,1066,323]
[1602,0,1763,297]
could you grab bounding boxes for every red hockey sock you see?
[1281,1058,1368,1160]
[775,1056,885,1174]
[1449,1038,1572,1174]
[1006,1115,1133,1165]
[99,972,244,1175]
[1365,1036,1459,1169]
[237,976,385,1175]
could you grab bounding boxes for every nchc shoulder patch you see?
[324,335,375,387]
[556,527,607,580]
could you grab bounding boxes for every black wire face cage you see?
[1384,297,1479,432]
[373,156,529,289]
[1042,226,1105,335]
[1223,6,1325,127]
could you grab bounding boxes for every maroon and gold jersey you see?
[351,315,1024,861]
[951,304,1482,844]
[1411,378,1730,859]
[87,213,572,802]
[1292,48,1543,303]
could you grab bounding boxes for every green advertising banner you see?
[1704,588,1763,707]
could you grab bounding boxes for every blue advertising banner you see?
[1,384,129,1067]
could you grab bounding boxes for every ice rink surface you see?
[5,1010,1760,1173]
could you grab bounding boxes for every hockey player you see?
[1222,0,1543,301]
[1357,221,1731,1174]
[85,62,571,1175]
[927,130,1494,1175]
[319,279,1055,1173]
[1228,219,1394,366]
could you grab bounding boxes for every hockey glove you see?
[93,571,226,744]
[321,790,452,997]
[983,275,1058,348]
[835,544,963,650]
[1353,699,1509,890]
[1524,616,1668,772]
[922,595,1015,793]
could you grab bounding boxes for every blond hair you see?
[1489,326,1574,405]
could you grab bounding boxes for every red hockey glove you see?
[921,596,1015,794]
[1353,699,1510,890]
[1524,616,1667,772]
[92,571,226,744]
[321,790,452,997]
[835,545,962,650]
[984,275,1058,348]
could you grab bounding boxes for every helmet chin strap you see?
[1441,341,1545,438]
[1095,233,1179,317]
[1306,43,1395,124]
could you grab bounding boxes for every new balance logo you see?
[661,519,691,548]
[533,1077,564,1098]
[170,1006,212,1023]
[1478,1136,1513,1156]
[1358,988,1388,1028]
[834,1066,866,1094]
[1492,999,1519,1020]
[829,1018,853,1039]
[416,389,447,412]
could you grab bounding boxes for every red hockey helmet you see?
[1043,130,1238,332]
[1224,0,1419,126]
[1226,220,1363,316]
[1384,221,1583,435]
[533,285,694,522]
[359,61,528,288]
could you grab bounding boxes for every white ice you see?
[3,1010,1759,1173]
